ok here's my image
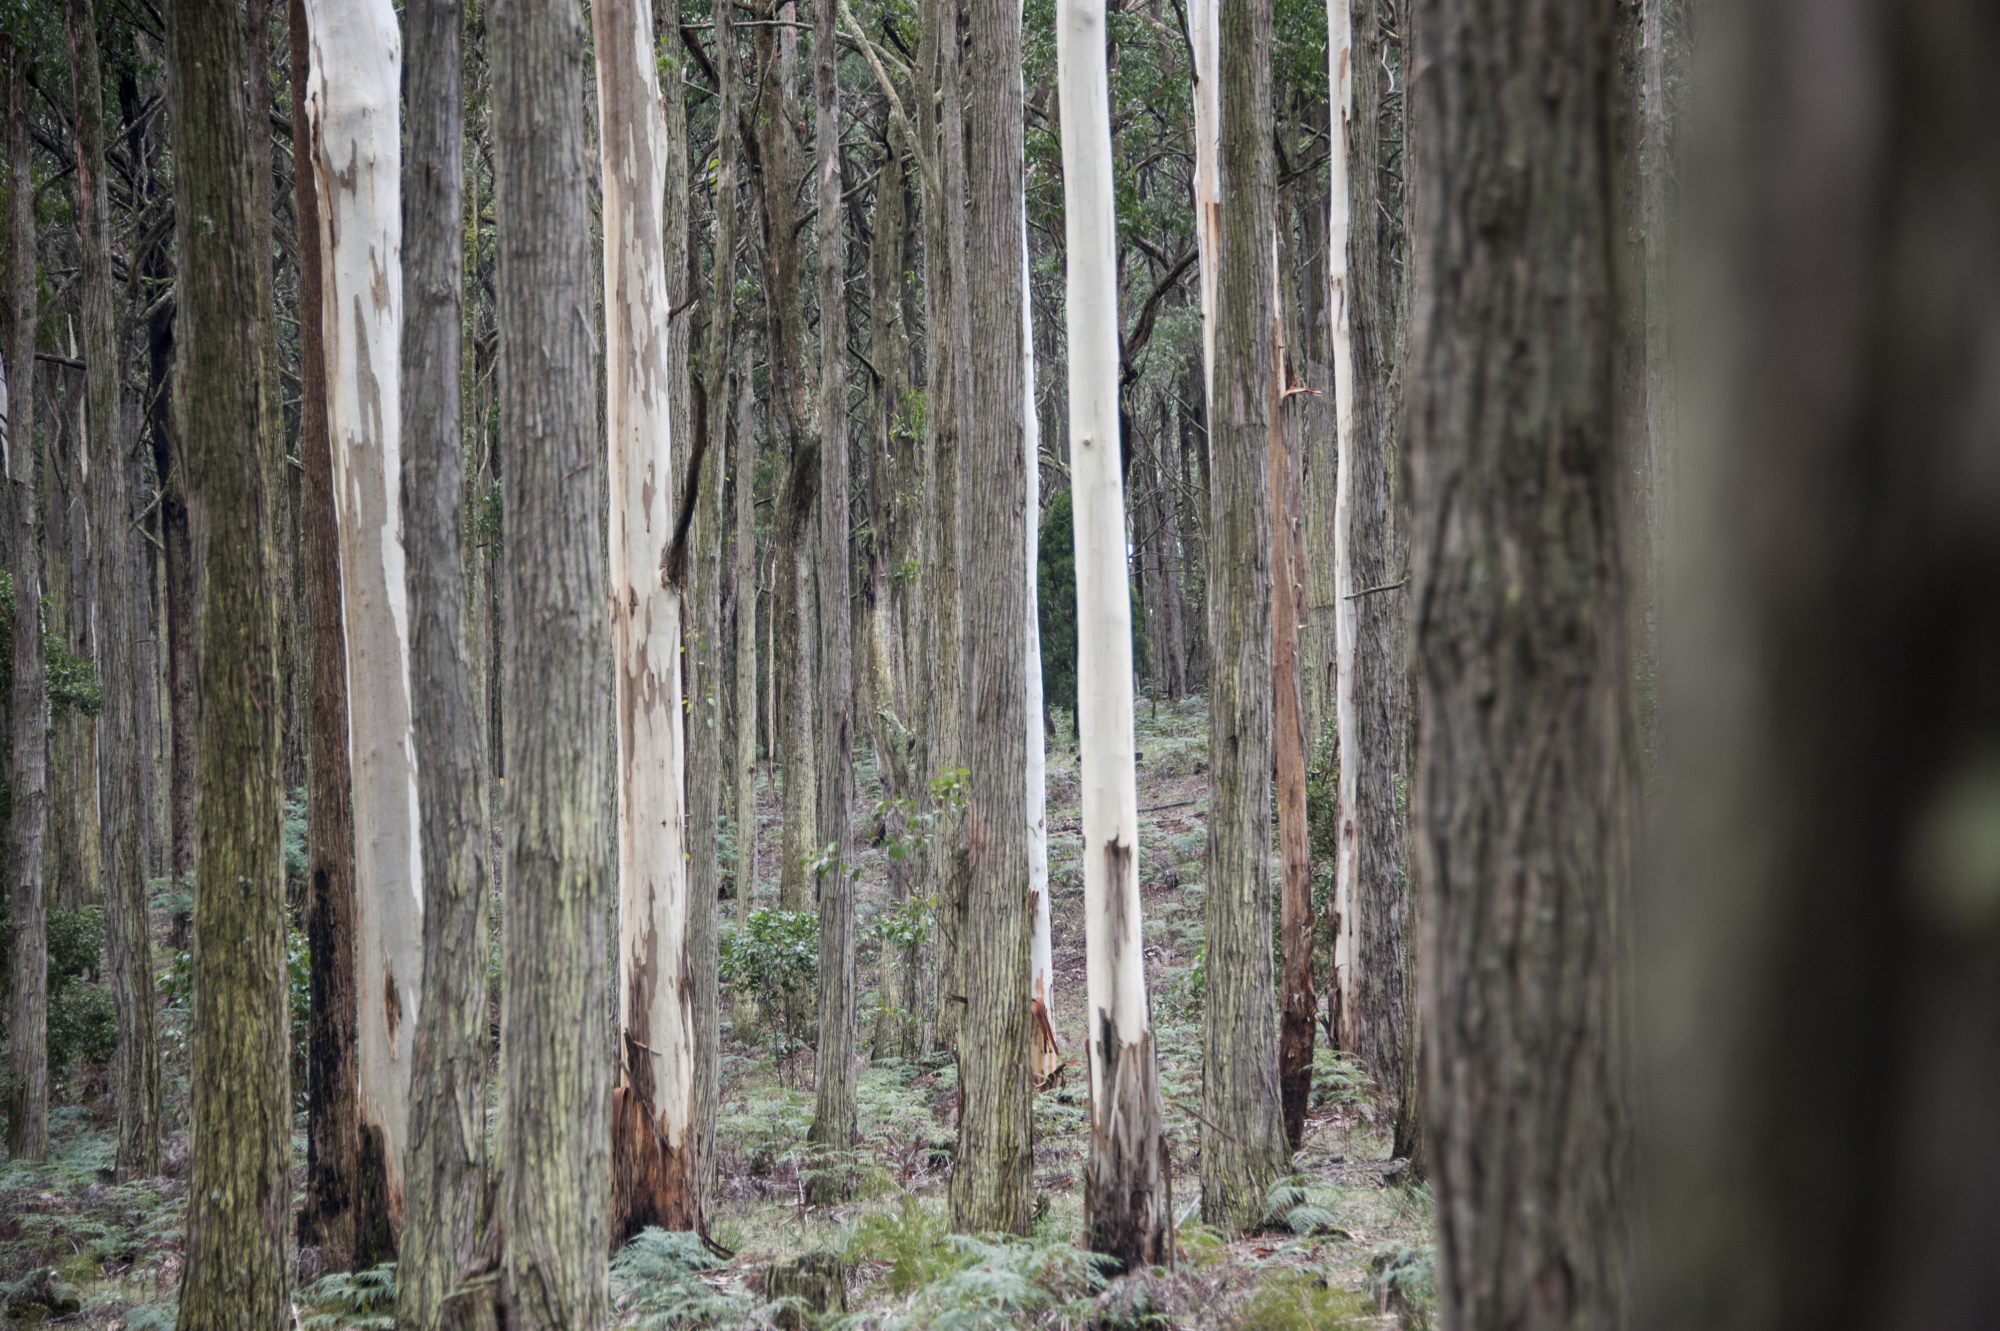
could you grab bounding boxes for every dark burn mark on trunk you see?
[1084,1022,1167,1272]
[383,967,402,1046]
[1104,835,1134,956]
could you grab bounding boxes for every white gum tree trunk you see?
[303,0,422,1221]
[595,0,700,1235]
[1024,207,1057,1089]
[1190,0,1221,403]
[1327,0,1360,1048]
[1061,0,1168,1266]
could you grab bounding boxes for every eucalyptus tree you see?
[950,0,1036,1235]
[289,0,360,1268]
[596,0,701,1238]
[1407,0,1636,1321]
[1196,0,1290,1234]
[1058,0,1168,1265]
[808,0,859,1186]
[303,0,423,1234]
[67,0,159,1180]
[169,0,291,1316]
[397,0,492,1316]
[1654,3,2000,1328]
[3,39,50,1164]
[494,0,615,1311]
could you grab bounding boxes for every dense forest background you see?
[3,0,1996,1324]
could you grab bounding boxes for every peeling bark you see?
[1057,0,1168,1262]
[596,0,701,1240]
[303,0,424,1232]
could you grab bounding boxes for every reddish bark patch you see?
[610,1085,701,1245]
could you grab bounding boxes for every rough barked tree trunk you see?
[303,0,423,1241]
[168,0,292,1317]
[1407,0,1635,1322]
[68,0,161,1180]
[1330,0,1412,1145]
[397,0,491,1318]
[678,0,723,1202]
[751,2,818,918]
[1196,0,1290,1235]
[595,0,701,1241]
[1271,252,1313,1153]
[290,0,360,1268]
[3,44,51,1163]
[808,0,858,1190]
[1651,5,2000,1329]
[919,0,970,1057]
[732,336,758,922]
[1057,0,1168,1265]
[494,0,614,1315]
[949,0,1034,1236]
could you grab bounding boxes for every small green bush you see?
[721,908,819,1055]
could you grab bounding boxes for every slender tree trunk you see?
[949,0,1034,1236]
[1652,5,2000,1329]
[1271,255,1313,1152]
[1197,0,1289,1233]
[1330,0,1412,1146]
[920,0,971,1056]
[1022,178,1056,1094]
[290,0,359,1269]
[1057,0,1168,1264]
[494,0,614,1311]
[398,0,492,1317]
[752,1,819,918]
[595,0,701,1242]
[732,329,758,923]
[3,45,51,1163]
[679,0,724,1201]
[303,0,424,1240]
[808,0,858,1187]
[168,0,292,1316]
[67,0,161,1179]
[1407,0,1635,1321]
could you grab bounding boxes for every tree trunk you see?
[303,0,424,1238]
[1330,0,1412,1145]
[1650,4,2000,1329]
[751,1,819,918]
[67,0,161,1180]
[948,0,1034,1236]
[919,0,971,1057]
[1022,203,1056,1094]
[1193,0,1289,1234]
[732,329,759,923]
[397,0,492,1318]
[3,45,50,1163]
[1270,253,1313,1153]
[595,0,701,1241]
[679,0,723,1202]
[168,0,292,1316]
[1407,0,1635,1321]
[290,0,360,1269]
[494,0,614,1312]
[1057,0,1168,1264]
[808,0,858,1190]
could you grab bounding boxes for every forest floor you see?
[0,695,1434,1329]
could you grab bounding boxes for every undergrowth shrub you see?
[1234,1271,1374,1331]
[721,908,819,1057]
[298,1263,397,1330]
[611,1227,750,1328]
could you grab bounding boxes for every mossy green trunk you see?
[169,0,292,1320]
